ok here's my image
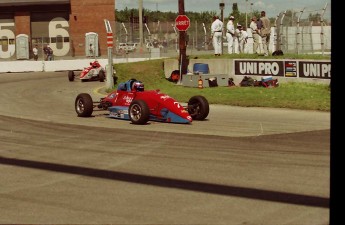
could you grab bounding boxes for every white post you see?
[245,0,248,28]
[104,19,114,89]
[139,0,143,48]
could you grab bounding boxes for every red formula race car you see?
[68,60,106,82]
[75,79,209,124]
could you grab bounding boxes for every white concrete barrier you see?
[0,58,153,73]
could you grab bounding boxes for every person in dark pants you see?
[43,44,49,61]
[32,45,38,61]
[47,45,53,61]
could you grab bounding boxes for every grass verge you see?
[112,56,330,112]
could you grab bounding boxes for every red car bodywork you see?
[68,60,105,82]
[75,79,209,124]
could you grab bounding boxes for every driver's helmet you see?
[91,61,100,68]
[132,81,144,92]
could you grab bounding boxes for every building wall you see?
[0,0,115,59]
[69,0,115,57]
[14,12,31,37]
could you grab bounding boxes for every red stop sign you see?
[175,15,190,31]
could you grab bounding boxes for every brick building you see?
[0,0,115,59]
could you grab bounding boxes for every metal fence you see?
[114,4,331,57]
[273,3,331,54]
[1,4,330,61]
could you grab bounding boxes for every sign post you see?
[104,19,114,89]
[175,14,190,83]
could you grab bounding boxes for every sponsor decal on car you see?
[109,111,126,118]
[109,93,117,99]
[173,102,182,108]
[160,95,171,101]
[123,95,133,104]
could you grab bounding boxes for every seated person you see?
[90,60,100,68]
[117,79,144,92]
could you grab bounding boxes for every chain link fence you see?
[273,3,331,55]
[1,4,330,61]
[114,4,331,58]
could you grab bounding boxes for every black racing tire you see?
[99,70,105,82]
[187,95,209,120]
[128,100,150,125]
[68,70,75,81]
[75,93,93,117]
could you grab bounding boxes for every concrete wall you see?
[164,58,331,86]
[0,58,152,73]
[164,59,232,77]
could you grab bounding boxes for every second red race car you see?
[74,79,209,124]
[68,60,106,82]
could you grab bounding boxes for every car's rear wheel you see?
[129,100,150,124]
[68,70,75,81]
[187,95,209,120]
[75,93,93,117]
[99,70,105,82]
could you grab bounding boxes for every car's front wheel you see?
[68,70,75,81]
[99,70,105,82]
[129,100,150,124]
[75,93,93,117]
[187,95,209,120]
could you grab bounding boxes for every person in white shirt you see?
[210,15,223,56]
[237,25,248,53]
[32,45,38,61]
[226,16,235,54]
[250,16,260,54]
[233,24,240,54]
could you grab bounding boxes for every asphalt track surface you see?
[0,72,330,224]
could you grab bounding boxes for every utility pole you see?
[139,0,143,49]
[219,1,225,54]
[245,0,248,28]
[178,0,187,76]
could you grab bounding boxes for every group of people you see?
[32,44,53,61]
[211,10,271,56]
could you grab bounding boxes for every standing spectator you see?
[257,17,262,30]
[250,16,260,54]
[47,45,53,61]
[226,16,235,54]
[153,39,159,48]
[260,10,271,56]
[43,44,49,61]
[32,44,38,61]
[162,39,168,52]
[237,24,248,53]
[210,15,223,56]
[233,23,241,54]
